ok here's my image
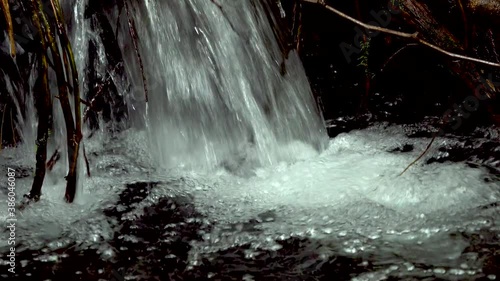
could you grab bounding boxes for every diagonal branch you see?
[124,0,148,102]
[1,0,15,57]
[381,43,418,71]
[0,104,6,151]
[301,0,500,68]
[398,135,436,176]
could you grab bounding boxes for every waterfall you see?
[2,3,498,279]
[20,0,327,176]
[120,0,327,170]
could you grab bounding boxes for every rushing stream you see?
[1,0,499,280]
[1,125,499,280]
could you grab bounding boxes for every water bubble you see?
[449,268,465,275]
[322,228,333,234]
[434,268,446,274]
[404,262,415,271]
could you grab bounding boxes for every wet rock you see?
[325,114,372,137]
[103,181,160,218]
[1,164,32,178]
[389,144,414,153]
[0,182,206,280]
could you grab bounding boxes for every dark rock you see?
[390,144,414,153]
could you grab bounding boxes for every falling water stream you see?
[127,0,327,170]
[0,0,499,280]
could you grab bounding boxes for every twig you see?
[486,29,500,63]
[82,75,112,123]
[46,148,60,171]
[82,142,91,177]
[0,104,6,150]
[80,98,91,107]
[381,43,418,71]
[9,106,15,144]
[292,0,303,53]
[210,0,239,33]
[123,0,148,102]
[398,135,436,176]
[301,0,500,68]
[210,0,222,9]
[115,2,123,39]
[399,108,455,175]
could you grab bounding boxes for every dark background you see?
[288,0,499,136]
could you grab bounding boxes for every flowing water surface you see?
[0,0,499,280]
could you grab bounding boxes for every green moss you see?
[357,39,374,78]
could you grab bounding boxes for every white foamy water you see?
[182,126,499,266]
[115,0,327,170]
[1,0,498,278]
[1,125,498,279]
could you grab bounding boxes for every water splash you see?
[2,125,497,280]
[15,0,326,176]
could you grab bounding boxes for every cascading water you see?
[120,0,327,170]
[15,0,327,183]
[1,0,499,280]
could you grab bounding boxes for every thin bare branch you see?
[82,142,91,177]
[124,0,148,102]
[399,135,436,176]
[46,148,60,171]
[381,43,418,71]
[10,106,15,144]
[0,104,6,151]
[301,0,500,68]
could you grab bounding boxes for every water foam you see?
[2,0,498,277]
[189,125,498,237]
[1,125,498,278]
[167,125,498,276]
